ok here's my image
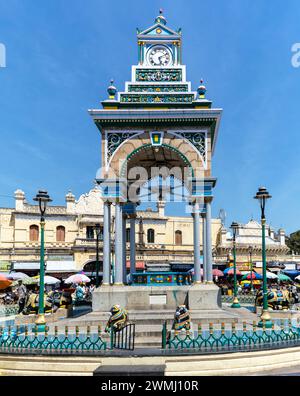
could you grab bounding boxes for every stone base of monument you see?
[92,283,229,311]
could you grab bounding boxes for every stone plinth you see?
[256,307,300,320]
[15,307,71,325]
[92,283,232,322]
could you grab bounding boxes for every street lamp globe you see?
[254,187,272,217]
[230,221,239,239]
[33,190,52,218]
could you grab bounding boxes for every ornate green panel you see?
[106,132,138,162]
[120,94,194,104]
[128,84,188,93]
[136,69,182,82]
[173,131,206,161]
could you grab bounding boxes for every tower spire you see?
[155,9,167,25]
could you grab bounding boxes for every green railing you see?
[162,320,300,351]
[221,295,256,304]
[0,305,19,317]
[0,325,107,355]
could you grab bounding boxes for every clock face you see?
[148,46,172,66]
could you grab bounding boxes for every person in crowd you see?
[89,282,95,293]
[16,279,27,314]
[74,282,85,302]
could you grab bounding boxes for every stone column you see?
[114,202,124,285]
[193,202,201,284]
[205,198,213,283]
[201,212,207,282]
[102,201,111,285]
[129,215,136,275]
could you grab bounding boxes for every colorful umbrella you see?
[224,267,242,276]
[212,269,224,277]
[64,273,91,284]
[278,273,292,282]
[241,272,263,280]
[241,279,262,286]
[0,274,12,290]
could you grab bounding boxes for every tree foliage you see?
[286,230,300,254]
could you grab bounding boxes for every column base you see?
[34,314,46,332]
[231,297,241,308]
[258,309,273,328]
[258,320,273,329]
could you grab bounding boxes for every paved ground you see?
[249,365,300,376]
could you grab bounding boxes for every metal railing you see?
[0,305,18,317]
[162,320,300,352]
[0,325,107,355]
[110,324,135,351]
[221,295,256,304]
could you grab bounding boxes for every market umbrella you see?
[223,267,242,276]
[241,272,263,281]
[212,269,224,277]
[0,274,12,290]
[278,273,292,282]
[241,279,261,286]
[266,271,278,279]
[282,270,300,280]
[64,273,91,284]
[6,272,31,281]
[32,275,61,285]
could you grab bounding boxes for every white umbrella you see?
[34,275,61,285]
[6,272,31,281]
[266,271,278,279]
[64,273,91,284]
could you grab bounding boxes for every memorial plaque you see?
[149,294,167,305]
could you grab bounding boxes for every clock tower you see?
[89,12,227,321]
[137,9,181,67]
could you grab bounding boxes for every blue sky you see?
[0,0,300,234]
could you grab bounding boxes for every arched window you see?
[126,228,130,243]
[175,230,182,245]
[29,225,39,241]
[147,228,155,243]
[56,225,65,242]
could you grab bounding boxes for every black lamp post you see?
[254,186,272,328]
[95,223,102,288]
[33,190,52,331]
[230,221,241,308]
[248,245,254,294]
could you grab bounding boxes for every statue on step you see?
[172,305,191,333]
[105,304,128,333]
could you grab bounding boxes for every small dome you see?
[155,9,167,25]
[107,79,117,98]
[65,190,75,201]
[197,79,207,97]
